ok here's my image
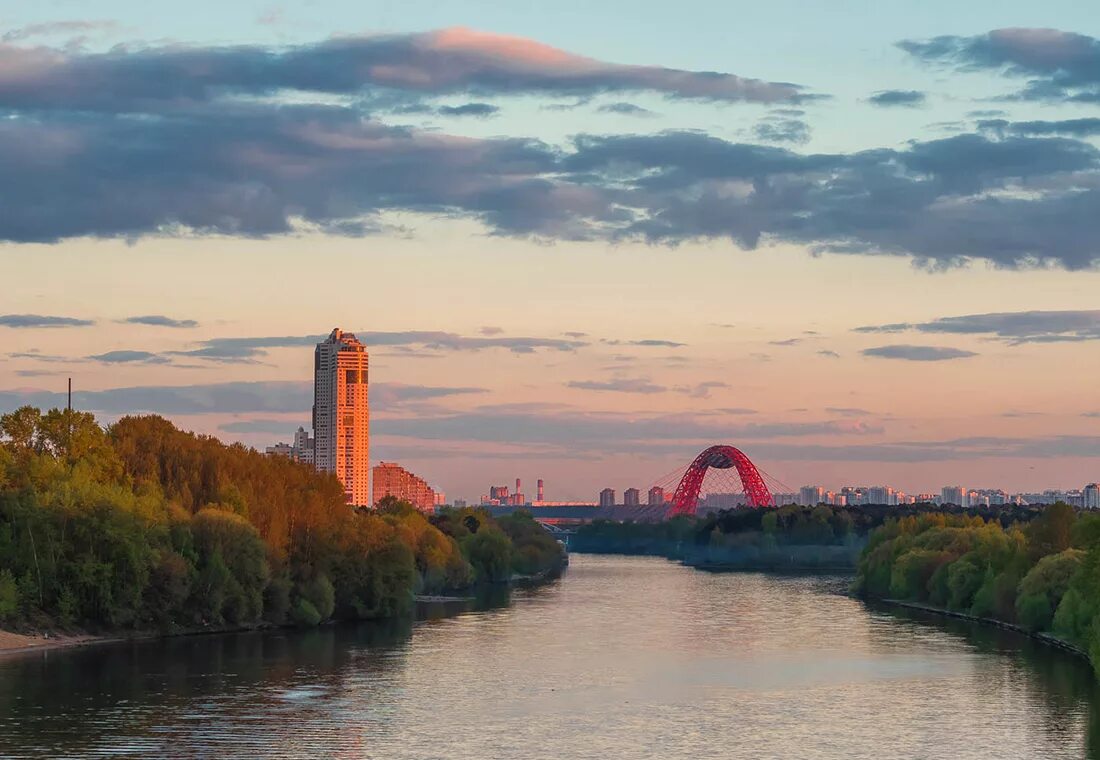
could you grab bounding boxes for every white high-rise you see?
[313,328,370,506]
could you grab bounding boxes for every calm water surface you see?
[2,554,1098,759]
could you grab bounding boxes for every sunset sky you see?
[2,1,1098,500]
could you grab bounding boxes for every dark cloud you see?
[0,380,488,416]
[899,28,1100,103]
[674,381,729,399]
[855,310,1100,344]
[817,350,841,358]
[753,116,811,144]
[768,338,802,346]
[566,378,667,394]
[0,28,805,113]
[825,407,872,416]
[1,20,119,43]
[437,102,499,118]
[867,90,926,107]
[563,130,1100,269]
[375,410,882,445]
[978,117,1100,137]
[597,102,655,117]
[0,31,1096,270]
[86,350,171,364]
[602,339,686,348]
[0,314,94,328]
[122,315,199,328]
[562,331,588,338]
[171,330,588,363]
[861,345,978,361]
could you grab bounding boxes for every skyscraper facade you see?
[313,328,370,506]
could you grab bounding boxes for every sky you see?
[1,0,1099,501]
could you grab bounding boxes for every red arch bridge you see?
[499,445,794,526]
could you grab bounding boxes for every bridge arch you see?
[667,445,774,517]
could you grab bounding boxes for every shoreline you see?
[873,597,1090,661]
[0,565,567,660]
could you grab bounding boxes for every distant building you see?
[1086,484,1100,510]
[314,329,369,506]
[453,498,468,509]
[799,486,825,506]
[265,442,294,458]
[648,486,665,506]
[292,427,314,466]
[941,486,967,507]
[537,479,545,501]
[599,488,616,508]
[490,485,510,502]
[623,488,640,507]
[372,462,436,513]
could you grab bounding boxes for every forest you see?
[854,504,1100,676]
[0,407,564,634]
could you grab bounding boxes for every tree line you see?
[854,503,1100,676]
[0,407,564,634]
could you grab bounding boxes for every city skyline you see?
[1,4,1098,499]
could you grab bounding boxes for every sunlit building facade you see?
[372,462,436,513]
[314,328,370,506]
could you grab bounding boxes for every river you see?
[1,554,1097,759]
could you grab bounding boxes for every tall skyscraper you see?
[313,328,370,506]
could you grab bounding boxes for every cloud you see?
[121,315,199,328]
[899,28,1100,103]
[817,350,840,358]
[172,330,588,362]
[1,20,119,43]
[861,345,978,361]
[674,381,729,399]
[0,314,94,328]
[479,326,504,335]
[768,338,802,346]
[437,102,499,118]
[978,117,1100,138]
[562,331,588,338]
[562,130,1100,270]
[603,339,686,348]
[0,380,488,416]
[86,350,171,364]
[753,116,811,144]
[855,310,1100,344]
[825,407,872,416]
[375,410,882,446]
[0,30,1096,270]
[566,378,667,394]
[0,27,805,113]
[867,89,926,107]
[597,102,655,117]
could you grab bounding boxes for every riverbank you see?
[0,629,112,657]
[875,598,1090,660]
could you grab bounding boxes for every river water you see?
[2,554,1098,759]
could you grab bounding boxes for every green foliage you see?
[856,504,1100,682]
[0,569,17,621]
[0,408,558,636]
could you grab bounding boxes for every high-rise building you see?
[1085,483,1100,510]
[648,486,665,506]
[623,488,640,507]
[314,328,370,506]
[599,488,616,508]
[372,462,436,513]
[941,486,967,507]
[293,426,315,466]
[799,486,825,506]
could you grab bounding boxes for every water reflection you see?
[0,555,1096,759]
